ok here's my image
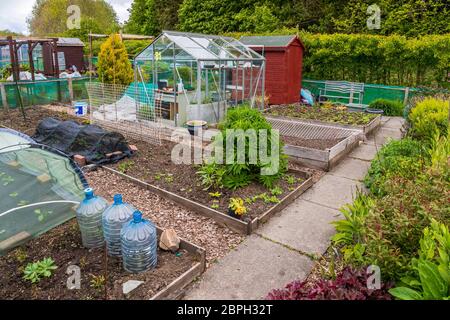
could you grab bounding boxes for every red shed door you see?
[264,51,288,105]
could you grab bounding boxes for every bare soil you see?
[282,136,344,150]
[0,219,195,300]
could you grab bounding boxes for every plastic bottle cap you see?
[113,194,123,205]
[85,188,94,200]
[133,211,143,223]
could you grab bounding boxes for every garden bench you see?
[319,81,366,110]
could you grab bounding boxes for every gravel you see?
[85,168,245,268]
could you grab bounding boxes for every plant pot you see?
[186,120,207,136]
[227,208,242,220]
[365,108,384,115]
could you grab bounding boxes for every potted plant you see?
[186,120,207,136]
[228,197,247,219]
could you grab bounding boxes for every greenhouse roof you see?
[135,31,265,61]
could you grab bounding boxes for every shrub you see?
[389,220,450,300]
[369,99,404,116]
[97,34,134,86]
[354,170,449,280]
[409,97,449,141]
[198,105,287,190]
[364,138,425,196]
[266,266,393,300]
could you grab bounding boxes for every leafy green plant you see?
[270,186,283,196]
[90,274,106,291]
[389,220,450,300]
[284,175,296,185]
[208,191,222,198]
[34,209,53,222]
[23,258,58,283]
[198,105,287,191]
[196,162,225,190]
[409,97,449,141]
[117,160,135,174]
[369,99,404,116]
[210,203,219,210]
[332,192,374,246]
[164,174,174,183]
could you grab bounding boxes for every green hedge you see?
[301,33,450,88]
[226,30,450,88]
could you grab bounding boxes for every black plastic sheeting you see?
[33,118,133,165]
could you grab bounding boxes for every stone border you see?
[151,226,206,300]
[102,166,313,235]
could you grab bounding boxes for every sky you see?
[0,0,133,35]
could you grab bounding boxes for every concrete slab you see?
[383,117,406,130]
[349,143,379,161]
[301,174,361,210]
[257,200,341,255]
[185,235,314,300]
[366,127,403,146]
[329,158,370,181]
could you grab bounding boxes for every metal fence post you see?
[403,87,410,105]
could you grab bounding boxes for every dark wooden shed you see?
[43,38,85,76]
[240,35,304,105]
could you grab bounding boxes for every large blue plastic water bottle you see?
[121,211,158,273]
[76,188,108,248]
[102,194,135,257]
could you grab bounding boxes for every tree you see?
[125,0,183,35]
[0,30,24,37]
[97,34,134,86]
[235,5,280,33]
[27,0,119,39]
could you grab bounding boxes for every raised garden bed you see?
[103,165,313,235]
[265,104,381,137]
[103,139,313,235]
[267,116,364,171]
[0,219,205,300]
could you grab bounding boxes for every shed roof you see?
[239,35,301,48]
[57,38,84,47]
[135,31,264,62]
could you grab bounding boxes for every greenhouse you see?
[134,31,266,126]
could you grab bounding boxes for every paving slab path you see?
[184,117,405,300]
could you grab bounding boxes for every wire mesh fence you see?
[86,81,176,145]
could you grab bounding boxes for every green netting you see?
[0,77,91,109]
[0,129,87,254]
[302,79,425,106]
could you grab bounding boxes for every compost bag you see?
[33,118,133,164]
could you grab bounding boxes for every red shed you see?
[240,35,304,105]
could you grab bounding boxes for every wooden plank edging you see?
[101,166,313,236]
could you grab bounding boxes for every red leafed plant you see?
[266,267,393,300]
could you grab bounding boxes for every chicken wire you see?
[86,82,176,145]
[266,116,359,140]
